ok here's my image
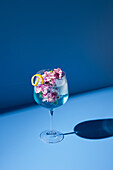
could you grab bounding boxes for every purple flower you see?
[35,68,63,103]
[53,68,63,79]
[35,85,42,93]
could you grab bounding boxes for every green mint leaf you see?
[54,100,58,105]
[39,92,43,98]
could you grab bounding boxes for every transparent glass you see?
[33,69,69,143]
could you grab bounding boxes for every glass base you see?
[40,130,64,143]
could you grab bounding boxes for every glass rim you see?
[37,69,66,77]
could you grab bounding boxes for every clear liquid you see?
[34,92,69,109]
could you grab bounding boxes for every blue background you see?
[0,0,113,111]
[1,1,113,170]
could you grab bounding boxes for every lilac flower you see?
[35,85,42,93]
[44,71,56,85]
[53,68,63,79]
[35,68,63,103]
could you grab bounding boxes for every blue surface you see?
[0,0,113,110]
[1,86,113,170]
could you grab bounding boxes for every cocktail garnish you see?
[31,74,44,86]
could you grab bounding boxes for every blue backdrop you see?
[0,0,113,111]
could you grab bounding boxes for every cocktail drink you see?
[31,68,69,143]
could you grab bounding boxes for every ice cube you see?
[55,78,65,87]
[59,83,68,95]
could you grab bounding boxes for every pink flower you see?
[35,85,42,93]
[35,68,63,103]
[48,98,55,103]
[44,71,56,85]
[42,85,49,95]
[42,93,49,102]
[53,68,63,79]
[51,92,58,98]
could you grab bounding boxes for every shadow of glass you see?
[73,119,113,139]
[63,119,113,140]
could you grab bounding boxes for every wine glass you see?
[32,68,69,143]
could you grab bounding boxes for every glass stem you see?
[49,109,54,131]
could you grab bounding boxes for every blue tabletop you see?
[1,86,113,170]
